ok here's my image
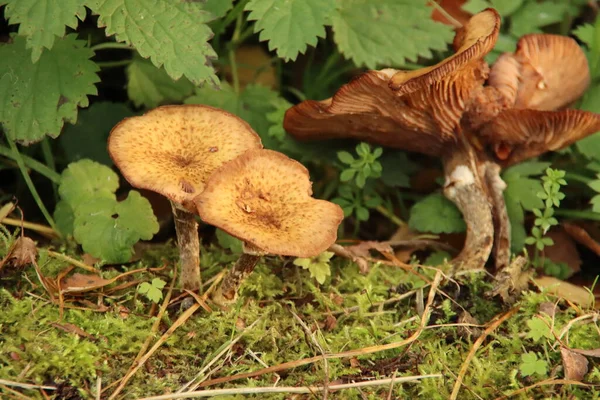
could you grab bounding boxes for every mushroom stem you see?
[442,143,494,270]
[171,201,201,291]
[212,252,261,306]
[483,162,511,270]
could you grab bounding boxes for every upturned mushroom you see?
[283,8,600,272]
[108,105,262,291]
[194,148,344,305]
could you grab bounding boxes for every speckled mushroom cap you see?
[108,105,262,207]
[488,34,590,110]
[194,149,343,258]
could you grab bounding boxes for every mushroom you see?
[283,8,600,272]
[194,149,344,304]
[108,105,262,291]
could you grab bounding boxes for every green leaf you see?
[462,0,491,14]
[380,151,418,188]
[409,193,466,234]
[423,251,451,267]
[87,0,218,86]
[338,151,355,165]
[246,0,335,61]
[138,278,166,303]
[1,0,86,62]
[73,191,159,263]
[490,0,523,17]
[185,83,279,145]
[202,0,234,19]
[126,54,196,109]
[60,102,132,166]
[216,228,243,255]
[0,34,99,144]
[574,23,595,47]
[293,251,333,284]
[519,352,548,377]
[505,194,526,253]
[340,169,356,182]
[509,2,569,37]
[54,200,75,236]
[526,317,553,342]
[266,97,293,141]
[58,159,119,210]
[331,0,453,69]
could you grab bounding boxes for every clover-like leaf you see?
[73,192,159,263]
[409,193,466,234]
[0,34,99,144]
[88,0,218,86]
[1,0,87,62]
[293,251,334,284]
[246,0,335,61]
[519,352,548,377]
[58,159,119,210]
[138,278,166,303]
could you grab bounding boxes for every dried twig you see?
[494,378,600,399]
[449,306,520,400]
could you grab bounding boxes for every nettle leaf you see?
[246,0,335,61]
[60,102,132,166]
[73,192,158,263]
[574,23,594,47]
[127,54,196,109]
[409,193,466,234]
[1,0,87,62]
[331,0,453,69]
[203,0,234,19]
[0,34,99,144]
[185,83,279,144]
[509,2,569,38]
[88,0,218,86]
[58,159,119,210]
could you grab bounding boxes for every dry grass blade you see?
[494,378,600,399]
[139,375,442,400]
[0,217,58,239]
[449,306,520,400]
[198,272,443,389]
[0,379,56,391]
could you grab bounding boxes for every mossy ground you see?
[2,234,600,399]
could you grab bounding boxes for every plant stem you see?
[47,250,98,273]
[0,145,61,183]
[90,42,133,51]
[6,139,59,234]
[1,217,58,238]
[171,202,201,291]
[555,209,600,221]
[212,252,261,305]
[375,205,405,226]
[97,59,132,68]
[228,14,243,94]
[41,138,58,201]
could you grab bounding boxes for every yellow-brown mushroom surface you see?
[108,105,262,206]
[195,149,343,258]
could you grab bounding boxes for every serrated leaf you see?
[88,0,218,86]
[409,193,466,234]
[331,0,453,69]
[1,0,87,62]
[574,24,595,48]
[510,2,569,37]
[266,97,293,141]
[126,54,195,109]
[246,0,335,61]
[203,0,234,19]
[0,34,99,144]
[60,102,132,166]
[185,83,278,144]
[58,159,119,210]
[73,191,159,263]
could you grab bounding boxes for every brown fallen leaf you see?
[538,302,557,318]
[531,276,595,308]
[60,273,115,293]
[0,236,37,272]
[563,221,600,257]
[561,347,589,381]
[568,348,600,358]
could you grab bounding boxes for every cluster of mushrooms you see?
[107,105,343,305]
[284,8,600,272]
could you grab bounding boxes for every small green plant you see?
[293,251,334,285]
[138,278,167,303]
[338,143,383,188]
[519,352,548,377]
[525,316,553,343]
[524,168,567,274]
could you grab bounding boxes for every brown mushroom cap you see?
[108,105,262,206]
[195,149,343,258]
[478,109,600,166]
[284,9,500,157]
[488,34,590,110]
[389,8,500,94]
